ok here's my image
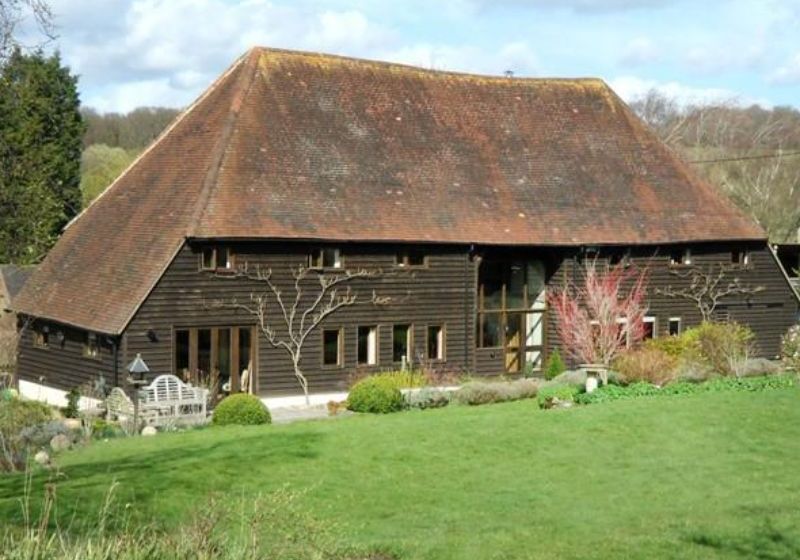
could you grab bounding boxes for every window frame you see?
[395,249,428,268]
[426,324,446,361]
[321,327,344,368]
[310,248,343,270]
[642,316,657,340]
[356,325,379,366]
[668,317,682,336]
[199,246,234,272]
[33,328,49,349]
[83,332,101,360]
[732,250,751,267]
[392,324,413,364]
[669,248,692,267]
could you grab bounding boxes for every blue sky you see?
[41,0,800,112]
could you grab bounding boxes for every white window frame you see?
[357,325,378,366]
[668,317,682,336]
[643,316,657,339]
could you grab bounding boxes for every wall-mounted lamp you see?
[146,329,158,343]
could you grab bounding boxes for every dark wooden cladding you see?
[15,239,798,395]
[16,318,119,391]
[124,241,476,395]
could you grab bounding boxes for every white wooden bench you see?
[105,375,209,427]
[139,374,208,426]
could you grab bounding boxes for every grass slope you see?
[2,389,800,559]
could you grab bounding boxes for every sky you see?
[34,0,800,113]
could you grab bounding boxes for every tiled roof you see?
[13,47,764,334]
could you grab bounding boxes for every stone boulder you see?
[50,433,72,452]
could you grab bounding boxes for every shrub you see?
[781,324,800,372]
[0,398,54,471]
[347,376,405,414]
[212,394,271,426]
[63,388,81,419]
[612,347,678,386]
[691,322,755,376]
[645,334,699,359]
[454,379,539,406]
[537,384,580,409]
[405,387,451,410]
[575,374,795,405]
[544,349,566,380]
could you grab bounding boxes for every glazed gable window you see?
[396,249,426,267]
[200,247,233,271]
[34,327,49,349]
[310,248,342,269]
[669,248,691,266]
[84,332,100,359]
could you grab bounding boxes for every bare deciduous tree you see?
[0,0,55,62]
[655,263,765,322]
[212,265,389,404]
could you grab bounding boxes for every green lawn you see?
[2,388,800,559]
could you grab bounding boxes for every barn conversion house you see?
[12,47,799,400]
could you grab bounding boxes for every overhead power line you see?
[687,150,800,164]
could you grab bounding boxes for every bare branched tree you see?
[0,0,55,62]
[211,264,389,404]
[655,263,765,321]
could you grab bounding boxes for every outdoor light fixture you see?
[146,329,158,343]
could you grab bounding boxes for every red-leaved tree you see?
[547,259,649,378]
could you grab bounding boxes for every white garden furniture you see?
[105,374,209,427]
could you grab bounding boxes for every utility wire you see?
[687,149,800,164]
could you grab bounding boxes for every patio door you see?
[173,326,257,394]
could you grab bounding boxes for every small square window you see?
[357,326,378,365]
[323,329,343,366]
[34,329,49,349]
[392,324,411,363]
[200,247,233,271]
[427,325,445,361]
[732,250,750,266]
[396,249,426,267]
[84,333,100,359]
[668,318,681,336]
[311,248,342,269]
[670,249,691,266]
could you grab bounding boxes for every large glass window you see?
[173,326,255,394]
[427,325,444,361]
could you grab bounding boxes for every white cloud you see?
[609,75,771,108]
[769,52,800,85]
[384,41,538,77]
[619,36,660,66]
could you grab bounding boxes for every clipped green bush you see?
[544,349,566,380]
[405,387,451,410]
[212,394,271,426]
[454,378,539,406]
[63,388,81,419]
[347,375,405,413]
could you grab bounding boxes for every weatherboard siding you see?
[15,240,798,395]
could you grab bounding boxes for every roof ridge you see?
[188,48,261,236]
[250,45,606,85]
[63,49,254,232]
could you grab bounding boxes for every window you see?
[323,329,343,366]
[615,317,631,347]
[392,324,411,363]
[357,326,378,365]
[310,248,342,269]
[479,313,502,348]
[175,329,190,374]
[173,326,256,393]
[34,327,49,349]
[643,317,656,340]
[668,317,681,336]
[84,332,100,359]
[200,247,233,271]
[427,325,445,360]
[396,249,426,267]
[609,250,631,267]
[670,248,691,266]
[732,250,750,266]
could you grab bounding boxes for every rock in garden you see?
[63,418,81,430]
[34,450,50,466]
[50,433,72,452]
[141,426,157,437]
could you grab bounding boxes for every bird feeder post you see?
[126,353,150,432]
